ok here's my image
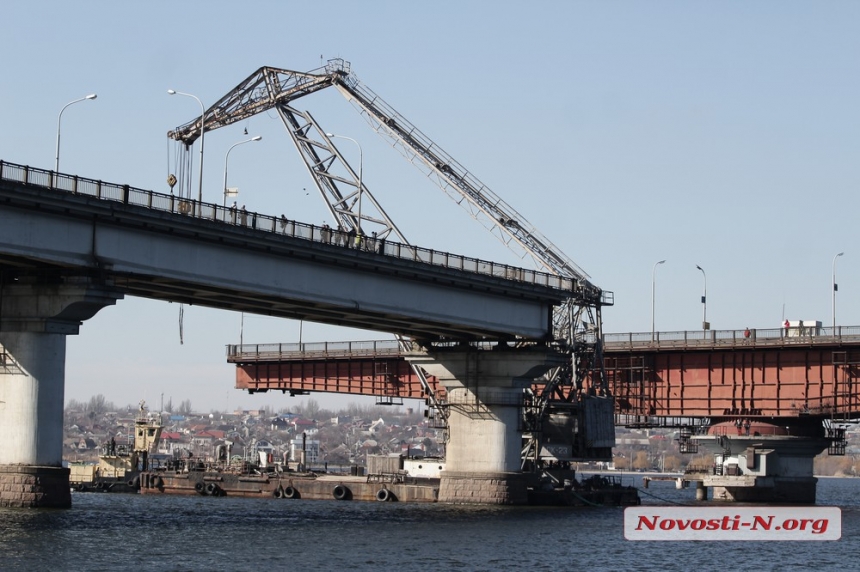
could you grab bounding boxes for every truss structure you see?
[168,59,615,464]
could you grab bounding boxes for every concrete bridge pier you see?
[406,345,565,505]
[688,420,831,504]
[0,275,122,507]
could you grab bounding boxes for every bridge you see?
[0,160,571,507]
[0,161,568,340]
[228,326,860,503]
[0,59,621,509]
[228,327,860,419]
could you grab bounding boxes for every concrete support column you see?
[0,330,67,466]
[407,345,565,505]
[693,421,830,504]
[0,275,122,507]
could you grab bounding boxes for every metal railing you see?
[228,340,404,360]
[0,160,575,293]
[228,326,860,360]
[604,326,860,350]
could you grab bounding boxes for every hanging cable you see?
[178,304,184,345]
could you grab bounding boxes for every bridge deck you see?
[0,160,572,340]
[0,161,576,292]
[227,329,860,420]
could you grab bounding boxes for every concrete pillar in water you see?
[693,420,830,504]
[0,275,122,507]
[406,344,566,505]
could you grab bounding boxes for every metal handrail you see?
[227,340,403,359]
[227,326,860,359]
[0,160,574,293]
[604,326,860,349]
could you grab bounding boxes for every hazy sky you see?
[2,1,858,412]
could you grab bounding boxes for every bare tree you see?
[178,399,193,415]
[305,398,320,418]
[86,394,114,415]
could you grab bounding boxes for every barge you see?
[139,454,639,506]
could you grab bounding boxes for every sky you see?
[2,1,858,413]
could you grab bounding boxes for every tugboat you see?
[69,401,163,493]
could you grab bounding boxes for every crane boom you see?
[167,58,616,462]
[167,59,608,309]
[167,65,341,145]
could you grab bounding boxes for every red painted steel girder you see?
[235,357,442,400]
[234,340,860,419]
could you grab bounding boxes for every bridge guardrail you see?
[227,326,860,360]
[604,326,860,349]
[227,340,404,360]
[0,160,577,295]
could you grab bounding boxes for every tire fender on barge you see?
[376,488,394,502]
[332,484,351,500]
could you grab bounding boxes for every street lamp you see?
[168,89,205,212]
[696,265,708,331]
[651,260,666,341]
[325,133,362,241]
[223,136,262,206]
[55,93,97,174]
[833,252,844,332]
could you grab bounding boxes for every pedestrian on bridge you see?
[240,205,248,226]
[230,201,237,224]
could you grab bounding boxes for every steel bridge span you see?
[229,326,860,422]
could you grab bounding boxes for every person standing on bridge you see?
[230,201,237,224]
[240,205,248,226]
[347,227,356,248]
[280,214,288,233]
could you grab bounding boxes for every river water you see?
[0,474,855,571]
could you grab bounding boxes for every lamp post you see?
[55,93,97,174]
[833,252,844,332]
[223,136,262,206]
[325,133,362,240]
[696,264,708,331]
[168,90,205,212]
[651,260,666,341]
